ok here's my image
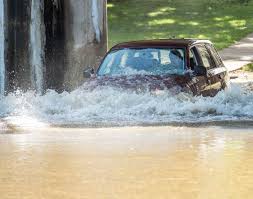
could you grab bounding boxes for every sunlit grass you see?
[108,0,253,50]
[107,3,114,8]
[243,63,253,71]
[229,20,246,28]
[148,7,176,17]
[148,19,175,26]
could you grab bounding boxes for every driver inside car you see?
[125,50,156,71]
[168,49,184,74]
[141,51,159,69]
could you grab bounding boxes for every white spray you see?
[92,0,101,42]
[1,83,253,127]
[30,0,45,94]
[0,0,5,95]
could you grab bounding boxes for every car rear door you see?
[195,44,224,96]
[188,46,210,96]
[205,43,228,91]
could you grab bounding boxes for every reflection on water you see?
[0,126,253,198]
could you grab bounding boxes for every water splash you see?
[0,0,5,95]
[0,82,253,127]
[30,0,45,93]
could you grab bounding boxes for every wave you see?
[0,82,253,127]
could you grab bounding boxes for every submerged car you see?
[84,39,229,97]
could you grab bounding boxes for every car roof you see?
[110,39,212,50]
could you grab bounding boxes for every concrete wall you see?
[2,0,107,92]
[63,0,107,90]
[6,0,31,91]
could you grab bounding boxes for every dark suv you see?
[84,39,229,97]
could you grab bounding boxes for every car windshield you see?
[97,48,186,76]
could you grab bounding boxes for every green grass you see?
[108,0,253,49]
[243,63,253,71]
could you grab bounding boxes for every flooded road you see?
[0,71,253,198]
[1,126,253,199]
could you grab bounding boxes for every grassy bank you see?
[108,0,253,49]
[243,63,253,71]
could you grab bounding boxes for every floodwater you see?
[0,126,253,199]
[1,71,253,198]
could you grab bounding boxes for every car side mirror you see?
[83,67,95,78]
[195,65,207,76]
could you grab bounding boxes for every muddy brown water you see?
[0,126,253,199]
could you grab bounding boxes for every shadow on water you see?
[0,120,25,134]
[1,119,253,134]
[51,120,253,129]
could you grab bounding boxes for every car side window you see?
[205,44,223,67]
[196,45,216,69]
[189,47,199,70]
